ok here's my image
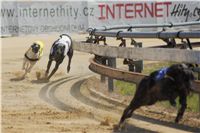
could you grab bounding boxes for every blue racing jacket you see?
[155,67,169,81]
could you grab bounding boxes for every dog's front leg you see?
[118,105,133,127]
[175,91,187,123]
[22,58,27,70]
[47,62,60,80]
[27,61,36,73]
[45,60,52,77]
[117,99,141,130]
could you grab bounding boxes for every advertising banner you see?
[1,1,89,36]
[88,1,200,30]
[1,1,200,36]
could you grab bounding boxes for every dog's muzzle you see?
[31,43,40,53]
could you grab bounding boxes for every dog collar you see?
[24,53,39,62]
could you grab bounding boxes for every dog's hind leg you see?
[169,91,178,107]
[67,48,73,73]
[175,91,187,123]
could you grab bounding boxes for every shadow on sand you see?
[10,76,25,81]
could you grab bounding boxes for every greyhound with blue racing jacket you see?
[116,63,196,130]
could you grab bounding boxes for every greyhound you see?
[45,34,73,80]
[22,41,44,78]
[117,63,195,130]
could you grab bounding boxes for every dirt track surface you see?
[1,34,200,133]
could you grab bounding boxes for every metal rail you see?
[90,30,200,39]
[87,21,200,39]
[89,58,200,94]
[89,21,200,31]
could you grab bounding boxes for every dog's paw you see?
[113,123,126,132]
[175,118,179,123]
[36,71,41,80]
[67,67,71,73]
[175,115,182,123]
[44,72,49,79]
[169,100,176,107]
[46,76,51,81]
[170,102,176,107]
[113,124,121,132]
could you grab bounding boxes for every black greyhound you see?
[117,63,195,129]
[45,34,73,80]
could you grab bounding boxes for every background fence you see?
[73,38,200,111]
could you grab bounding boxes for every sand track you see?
[37,72,200,132]
[2,34,200,133]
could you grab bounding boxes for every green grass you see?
[115,81,136,96]
[115,62,200,112]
